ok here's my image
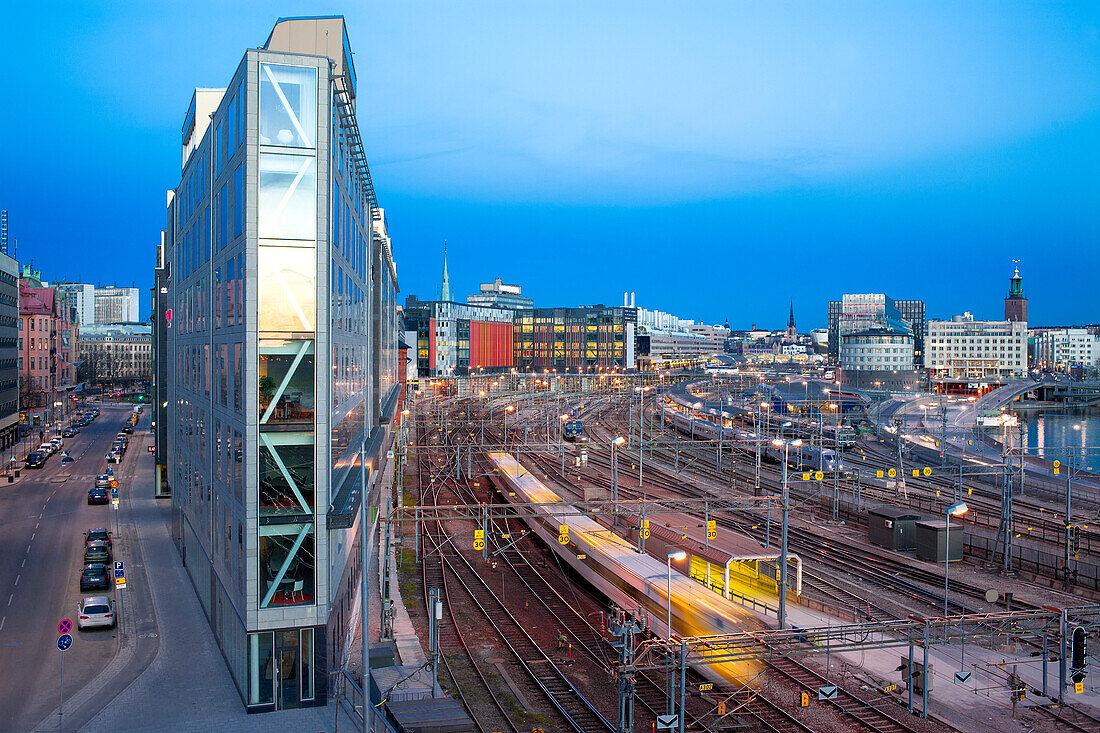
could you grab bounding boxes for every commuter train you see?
[763,442,844,472]
[563,419,584,442]
[662,404,845,472]
[487,452,763,685]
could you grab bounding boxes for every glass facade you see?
[257,62,317,612]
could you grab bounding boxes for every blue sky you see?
[2,1,1098,326]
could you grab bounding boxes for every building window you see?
[259,64,317,149]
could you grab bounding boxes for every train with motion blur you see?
[662,403,845,472]
[487,451,763,685]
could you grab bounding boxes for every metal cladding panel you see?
[469,320,512,369]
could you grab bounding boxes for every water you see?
[1011,406,1100,474]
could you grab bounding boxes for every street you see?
[0,404,149,733]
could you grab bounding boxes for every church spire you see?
[439,241,451,302]
[786,300,796,336]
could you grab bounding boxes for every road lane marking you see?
[35,522,39,529]
[14,576,19,586]
[26,544,30,552]
[20,559,24,568]
[6,594,10,607]
[1,617,5,631]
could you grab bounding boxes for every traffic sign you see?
[800,691,810,707]
[802,472,811,481]
[472,539,485,551]
[641,519,650,540]
[57,634,72,651]
[923,467,932,476]
[954,671,971,684]
[814,471,824,481]
[698,681,713,692]
[473,529,484,540]
[116,576,126,589]
[1054,460,1061,468]
[887,468,897,478]
[557,534,569,545]
[706,520,717,541]
[818,685,838,700]
[114,568,125,579]
[1075,681,1084,694]
[876,470,884,478]
[148,445,155,453]
[110,480,118,489]
[882,683,897,693]
[656,714,679,731]
[58,619,71,634]
[114,561,124,571]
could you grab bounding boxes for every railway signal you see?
[473,529,484,551]
[558,524,570,545]
[1071,625,1088,687]
[706,520,716,541]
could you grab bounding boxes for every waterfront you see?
[1013,406,1100,474]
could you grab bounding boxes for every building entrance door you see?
[276,630,301,709]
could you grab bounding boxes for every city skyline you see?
[1,2,1098,327]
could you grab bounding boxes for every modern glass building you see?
[165,16,401,712]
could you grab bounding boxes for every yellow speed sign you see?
[814,471,824,481]
[923,467,932,476]
[887,468,897,478]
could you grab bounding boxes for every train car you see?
[563,419,583,442]
[763,443,844,472]
[488,452,763,685]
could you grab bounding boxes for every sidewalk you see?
[78,444,359,732]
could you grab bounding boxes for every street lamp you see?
[666,550,687,639]
[505,405,515,448]
[772,436,802,629]
[944,501,968,617]
[610,436,626,502]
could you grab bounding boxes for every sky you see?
[1,1,1098,327]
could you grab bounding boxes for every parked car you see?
[85,528,112,551]
[62,427,79,438]
[83,540,111,564]
[77,596,115,630]
[95,474,113,489]
[79,564,110,592]
[121,425,134,434]
[38,443,56,456]
[24,451,47,469]
[88,487,109,505]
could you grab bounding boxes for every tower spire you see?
[440,240,451,302]
[786,300,796,336]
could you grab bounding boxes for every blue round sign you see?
[57,633,72,651]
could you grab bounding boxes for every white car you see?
[38,443,56,455]
[77,596,115,629]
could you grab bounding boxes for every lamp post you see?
[666,550,687,638]
[944,501,968,617]
[772,436,802,629]
[610,436,626,503]
[505,405,515,449]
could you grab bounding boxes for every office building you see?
[683,324,731,354]
[831,294,919,389]
[514,304,636,372]
[467,278,533,310]
[19,271,78,424]
[635,326,710,369]
[925,314,1027,379]
[1035,328,1100,372]
[94,285,141,324]
[0,252,17,449]
[165,16,401,713]
[77,323,152,384]
[56,283,95,326]
[1005,265,1027,322]
[827,294,925,363]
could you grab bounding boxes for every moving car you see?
[77,596,115,630]
[79,564,110,591]
[24,451,47,469]
[85,528,112,551]
[38,443,56,455]
[84,540,111,564]
[62,427,79,438]
[95,474,113,489]
[88,487,109,505]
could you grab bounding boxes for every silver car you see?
[77,596,115,630]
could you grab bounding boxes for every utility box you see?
[900,656,934,694]
[385,698,476,733]
[914,519,964,563]
[868,506,922,550]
